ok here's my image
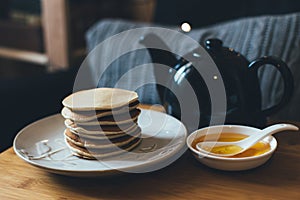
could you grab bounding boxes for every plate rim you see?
[13,109,187,176]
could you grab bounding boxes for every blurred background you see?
[1,0,300,77]
[0,0,156,77]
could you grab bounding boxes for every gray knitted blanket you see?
[86,12,300,121]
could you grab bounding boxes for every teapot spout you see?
[140,33,178,67]
[140,33,179,104]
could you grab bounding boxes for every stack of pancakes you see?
[61,88,142,159]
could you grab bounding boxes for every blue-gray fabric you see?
[85,12,300,121]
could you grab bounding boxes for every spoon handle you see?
[238,123,298,147]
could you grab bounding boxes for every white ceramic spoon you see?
[196,123,298,157]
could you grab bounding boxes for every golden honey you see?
[192,133,271,158]
[202,144,243,155]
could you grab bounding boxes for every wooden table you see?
[1,119,300,199]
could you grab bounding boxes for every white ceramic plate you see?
[13,109,187,177]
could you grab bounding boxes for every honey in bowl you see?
[191,133,271,158]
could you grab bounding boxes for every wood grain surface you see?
[1,119,300,199]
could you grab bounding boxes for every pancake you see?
[64,119,138,135]
[62,88,138,111]
[73,115,139,126]
[61,100,139,122]
[65,137,142,159]
[68,124,140,140]
[64,127,141,149]
[74,109,140,126]
[61,87,142,160]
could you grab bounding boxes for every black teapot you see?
[140,34,293,130]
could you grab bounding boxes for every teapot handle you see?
[248,56,294,116]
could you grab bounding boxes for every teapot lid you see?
[205,38,223,50]
[204,38,249,66]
